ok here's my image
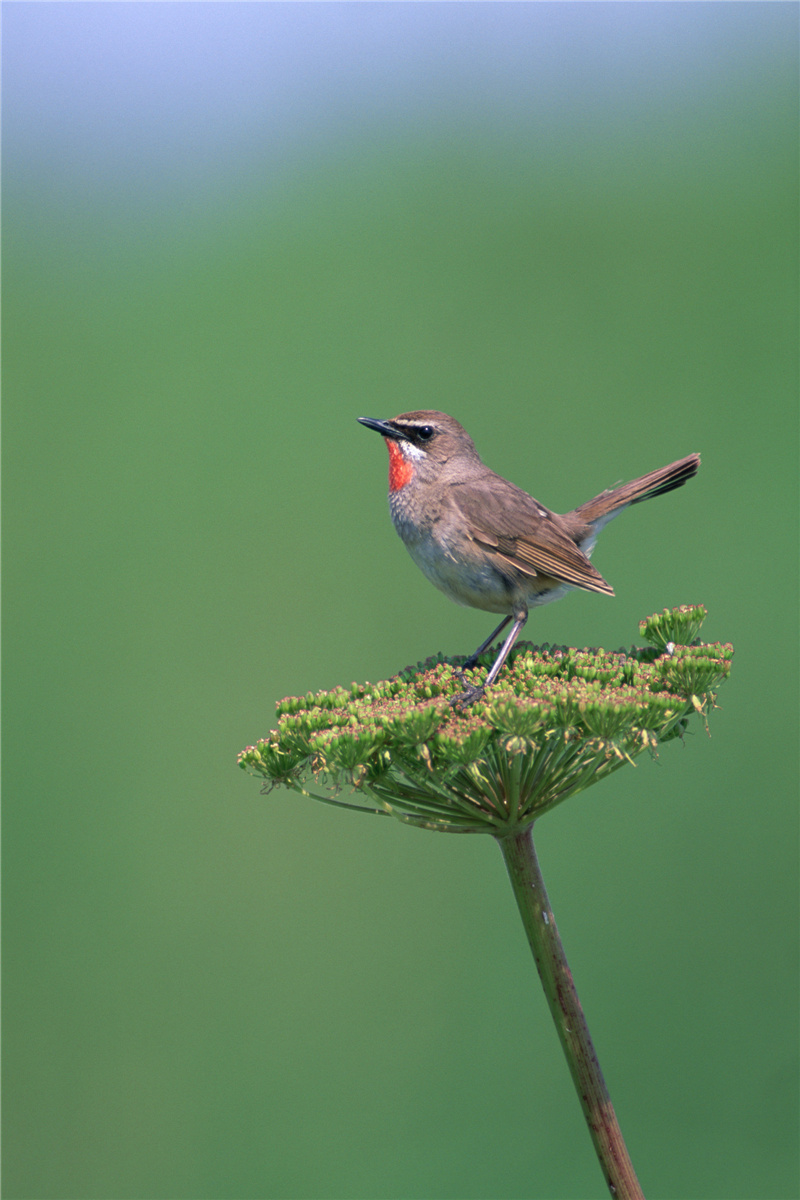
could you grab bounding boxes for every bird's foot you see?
[449,683,486,710]
[453,658,478,684]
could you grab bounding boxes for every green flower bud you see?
[486,697,555,739]
[639,604,707,651]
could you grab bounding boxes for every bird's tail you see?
[573,453,700,523]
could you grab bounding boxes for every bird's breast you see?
[387,493,519,614]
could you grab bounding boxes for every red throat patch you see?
[386,439,414,491]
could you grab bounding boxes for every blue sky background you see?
[6,3,792,209]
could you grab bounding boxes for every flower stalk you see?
[499,825,643,1199]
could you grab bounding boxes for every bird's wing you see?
[450,473,614,597]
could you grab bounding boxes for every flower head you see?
[239,607,732,835]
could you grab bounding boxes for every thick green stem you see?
[498,826,644,1200]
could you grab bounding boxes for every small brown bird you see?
[359,410,700,705]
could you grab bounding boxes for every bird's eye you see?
[416,426,434,442]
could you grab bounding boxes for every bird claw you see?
[449,683,486,710]
[453,660,477,683]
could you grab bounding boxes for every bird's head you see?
[358,410,479,490]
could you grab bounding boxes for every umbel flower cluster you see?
[239,606,732,835]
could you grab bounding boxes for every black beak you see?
[357,416,408,441]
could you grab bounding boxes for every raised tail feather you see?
[574,453,700,523]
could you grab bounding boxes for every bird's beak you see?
[357,416,408,441]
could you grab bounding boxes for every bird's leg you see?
[452,611,528,708]
[484,611,528,686]
[456,615,513,677]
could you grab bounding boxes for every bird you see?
[358,410,700,706]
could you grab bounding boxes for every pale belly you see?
[396,517,573,616]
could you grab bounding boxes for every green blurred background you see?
[3,4,797,1199]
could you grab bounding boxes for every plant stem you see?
[498,825,645,1200]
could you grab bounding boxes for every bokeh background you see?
[3,4,798,1199]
